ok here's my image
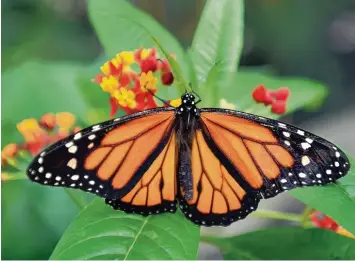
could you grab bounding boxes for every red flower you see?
[252,85,290,115]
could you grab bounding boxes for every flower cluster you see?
[252,85,290,115]
[93,48,175,117]
[1,112,81,167]
[310,211,354,239]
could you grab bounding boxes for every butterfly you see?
[27,92,351,226]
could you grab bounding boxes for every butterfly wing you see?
[179,108,350,226]
[27,108,178,215]
[200,109,350,198]
[178,130,260,226]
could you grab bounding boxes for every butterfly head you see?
[177,93,198,115]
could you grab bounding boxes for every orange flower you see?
[17,119,47,143]
[1,144,19,166]
[40,113,56,130]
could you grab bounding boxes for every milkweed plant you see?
[2,0,355,260]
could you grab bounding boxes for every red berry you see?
[252,85,267,103]
[263,92,274,105]
[161,72,174,85]
[274,87,290,101]
[271,100,287,114]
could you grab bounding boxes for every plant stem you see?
[64,189,88,210]
[251,209,302,223]
[300,205,314,228]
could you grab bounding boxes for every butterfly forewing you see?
[27,108,177,207]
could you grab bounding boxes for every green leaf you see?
[290,155,355,235]
[2,180,79,260]
[202,227,355,260]
[1,61,93,146]
[212,70,328,118]
[190,0,244,84]
[50,199,200,260]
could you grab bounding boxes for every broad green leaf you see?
[190,0,244,84]
[50,199,200,260]
[202,227,355,260]
[290,155,355,235]
[2,180,79,260]
[88,0,191,99]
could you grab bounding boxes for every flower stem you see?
[251,209,302,223]
[300,205,314,228]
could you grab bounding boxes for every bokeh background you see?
[2,0,355,259]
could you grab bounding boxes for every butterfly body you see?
[27,93,351,226]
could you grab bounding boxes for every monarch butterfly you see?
[27,92,350,226]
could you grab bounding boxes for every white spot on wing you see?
[298,173,307,178]
[284,140,291,146]
[45,173,52,179]
[301,142,311,150]
[68,145,78,154]
[326,169,332,175]
[38,167,44,173]
[283,132,290,137]
[38,157,43,164]
[67,158,77,169]
[71,175,79,181]
[334,161,340,167]
[306,138,313,144]
[301,156,310,166]
[297,130,305,136]
[65,141,74,148]
[92,125,101,131]
[88,134,96,140]
[74,133,82,140]
[316,173,322,178]
[335,151,340,158]
[281,179,287,183]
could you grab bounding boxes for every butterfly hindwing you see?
[106,131,178,215]
[199,109,350,199]
[27,108,177,215]
[178,130,260,226]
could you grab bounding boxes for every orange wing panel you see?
[189,130,247,215]
[202,113,277,143]
[102,112,173,145]
[118,132,177,207]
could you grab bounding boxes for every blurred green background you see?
[2,0,355,259]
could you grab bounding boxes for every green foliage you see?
[2,0,355,260]
[190,0,244,84]
[202,227,355,259]
[50,199,200,260]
